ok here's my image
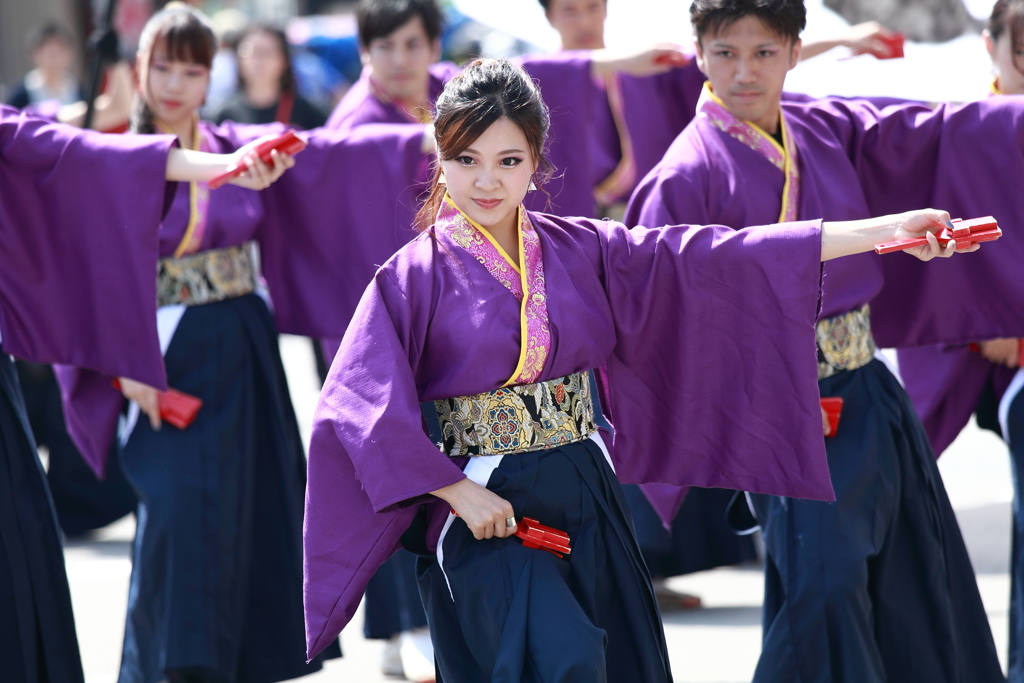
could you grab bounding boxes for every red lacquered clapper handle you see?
[450,512,572,558]
[854,32,905,60]
[654,52,690,67]
[207,131,308,190]
[515,517,572,558]
[874,216,1001,254]
[111,379,203,429]
[820,397,844,438]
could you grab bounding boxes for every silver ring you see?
[505,517,517,528]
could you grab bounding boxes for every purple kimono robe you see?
[55,118,427,477]
[523,54,706,217]
[628,96,1024,346]
[881,98,1024,454]
[304,210,834,658]
[0,105,173,387]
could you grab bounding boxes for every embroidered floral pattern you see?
[433,371,596,457]
[157,242,257,307]
[697,83,800,223]
[816,304,876,379]
[434,196,551,385]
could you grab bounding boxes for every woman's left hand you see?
[893,209,981,261]
[226,139,296,190]
[592,45,689,78]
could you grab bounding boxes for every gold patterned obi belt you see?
[157,242,257,308]
[432,371,598,458]
[816,304,876,380]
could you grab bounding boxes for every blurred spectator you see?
[6,22,82,108]
[211,23,328,128]
[205,8,249,115]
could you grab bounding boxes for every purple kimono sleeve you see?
[895,344,993,456]
[808,98,1024,347]
[304,270,465,659]
[257,123,428,337]
[597,219,834,501]
[0,106,171,387]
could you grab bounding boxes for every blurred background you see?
[0,0,1012,119]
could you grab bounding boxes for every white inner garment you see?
[121,304,186,446]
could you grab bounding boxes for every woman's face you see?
[238,30,286,93]
[986,28,1024,94]
[141,43,210,126]
[439,117,537,230]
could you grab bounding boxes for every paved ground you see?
[65,338,1017,682]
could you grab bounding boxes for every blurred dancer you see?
[55,5,435,682]
[0,102,285,683]
[895,2,1024,681]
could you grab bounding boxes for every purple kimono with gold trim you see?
[303,208,833,658]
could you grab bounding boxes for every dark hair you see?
[130,3,216,134]
[989,0,1024,44]
[536,0,607,11]
[415,59,552,231]
[690,0,806,45]
[235,23,295,95]
[27,21,73,52]
[357,0,443,48]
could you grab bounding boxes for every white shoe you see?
[399,627,436,683]
[381,635,404,677]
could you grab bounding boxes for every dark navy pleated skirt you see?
[623,484,757,578]
[751,359,1003,683]
[415,438,672,683]
[117,295,340,683]
[16,360,136,537]
[363,547,429,639]
[0,349,85,683]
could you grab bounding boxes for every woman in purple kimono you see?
[0,105,294,682]
[302,57,967,681]
[53,5,434,683]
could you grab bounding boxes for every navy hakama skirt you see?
[415,438,672,683]
[16,360,136,537]
[0,349,85,683]
[750,360,1003,683]
[363,548,429,639]
[117,295,340,683]
[624,484,757,579]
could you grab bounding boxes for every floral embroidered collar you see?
[433,194,551,386]
[697,82,800,222]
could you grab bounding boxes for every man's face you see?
[695,15,800,132]
[362,15,440,102]
[545,0,606,51]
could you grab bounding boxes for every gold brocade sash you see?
[816,304,876,380]
[696,82,800,223]
[433,371,597,458]
[157,242,257,308]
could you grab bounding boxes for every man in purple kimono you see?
[625,1,1024,680]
